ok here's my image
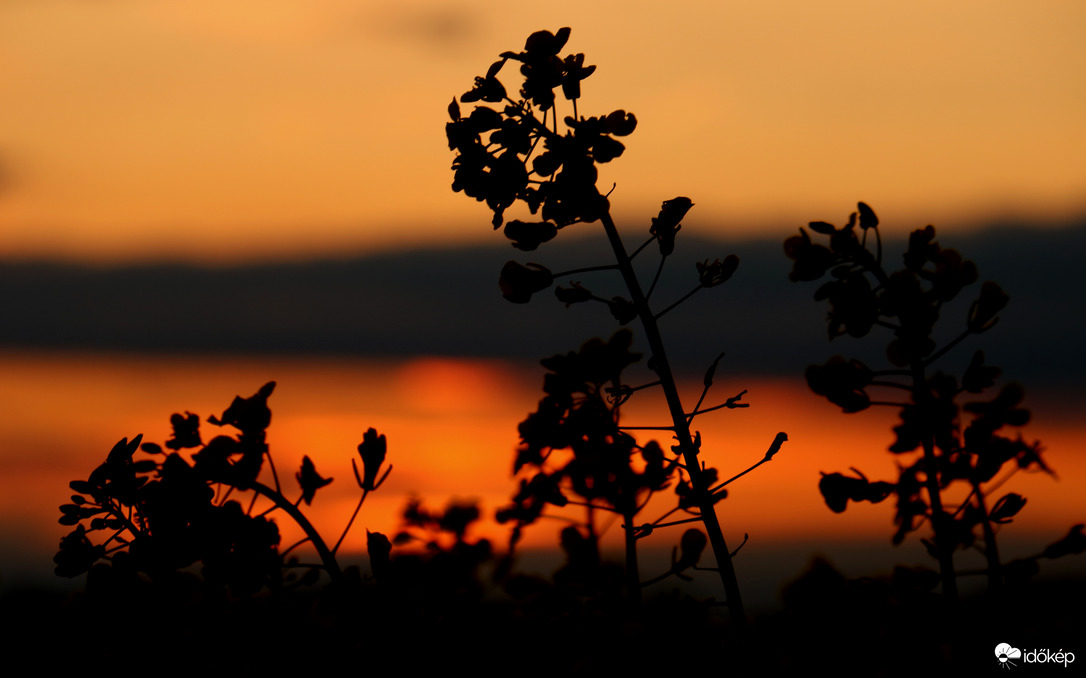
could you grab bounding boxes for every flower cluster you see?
[444,28,775,620]
[785,204,1006,366]
[446,28,635,230]
[55,383,390,596]
[496,331,677,546]
[787,204,1073,590]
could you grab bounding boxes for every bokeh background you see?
[2,0,1084,608]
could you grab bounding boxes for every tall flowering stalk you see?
[785,204,1084,596]
[446,27,786,622]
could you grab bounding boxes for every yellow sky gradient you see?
[1,0,1084,262]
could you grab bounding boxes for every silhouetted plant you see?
[372,498,495,609]
[55,382,391,595]
[447,27,787,621]
[786,203,1084,597]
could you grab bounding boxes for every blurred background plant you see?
[785,202,1085,598]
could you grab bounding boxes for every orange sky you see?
[1,1,1084,262]
[4,351,1081,580]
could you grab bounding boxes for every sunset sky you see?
[1,2,1084,599]
[1,0,1083,262]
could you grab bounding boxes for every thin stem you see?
[332,489,369,555]
[645,255,667,301]
[654,285,703,320]
[217,485,235,507]
[567,499,620,513]
[710,458,769,494]
[599,210,747,626]
[924,330,972,368]
[909,359,958,600]
[688,390,749,420]
[105,499,143,538]
[624,510,642,605]
[650,504,685,528]
[537,513,590,527]
[281,537,311,558]
[972,481,1003,592]
[632,488,656,517]
[607,380,662,406]
[981,464,1022,496]
[265,448,282,495]
[650,516,704,530]
[686,365,721,424]
[250,481,342,583]
[629,236,657,260]
[100,527,131,550]
[709,435,785,493]
[950,487,979,520]
[640,571,674,588]
[551,264,619,277]
[728,532,750,557]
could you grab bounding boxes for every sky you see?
[1,0,1084,262]
[5,352,1082,592]
[2,1,1085,598]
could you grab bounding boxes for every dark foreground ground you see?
[3,562,1082,677]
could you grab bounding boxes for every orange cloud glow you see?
[0,1,1083,262]
[4,352,1080,579]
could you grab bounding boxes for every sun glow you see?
[5,352,1081,581]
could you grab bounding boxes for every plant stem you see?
[251,481,342,584]
[869,248,959,599]
[332,489,369,555]
[551,263,619,277]
[654,285,703,320]
[624,511,642,605]
[909,360,958,599]
[971,482,1003,592]
[599,211,746,625]
[924,329,971,368]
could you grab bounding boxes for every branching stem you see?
[250,481,342,583]
[599,210,747,625]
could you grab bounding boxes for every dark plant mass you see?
[55,383,389,592]
[787,203,1084,596]
[31,25,1084,676]
[448,27,788,620]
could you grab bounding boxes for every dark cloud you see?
[363,3,482,50]
[3,221,1084,388]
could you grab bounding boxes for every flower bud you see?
[696,255,739,287]
[498,261,553,303]
[650,197,693,255]
[356,428,387,491]
[504,220,558,251]
[968,281,1009,333]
